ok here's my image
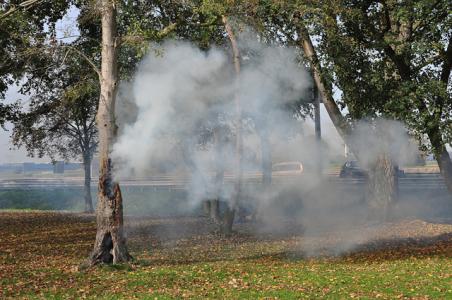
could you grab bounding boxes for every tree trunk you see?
[83,154,94,213]
[210,199,220,222]
[251,127,272,221]
[296,22,352,142]
[313,82,323,176]
[210,126,224,223]
[221,206,235,236]
[260,128,272,187]
[428,129,452,194]
[222,15,242,235]
[436,148,452,195]
[202,200,211,215]
[88,0,131,265]
[367,154,398,222]
[297,22,403,218]
[385,16,452,196]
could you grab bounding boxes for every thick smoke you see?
[350,119,419,169]
[113,39,310,202]
[113,38,443,256]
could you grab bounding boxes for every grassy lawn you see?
[0,211,451,299]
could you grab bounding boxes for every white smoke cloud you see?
[113,39,310,180]
[113,38,434,256]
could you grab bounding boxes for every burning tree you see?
[87,0,131,265]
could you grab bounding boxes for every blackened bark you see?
[83,154,94,213]
[90,159,132,264]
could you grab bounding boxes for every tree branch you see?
[118,23,177,46]
[440,36,452,84]
[222,16,240,74]
[295,21,351,141]
[60,45,101,79]
[0,0,42,20]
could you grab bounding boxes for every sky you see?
[0,85,41,163]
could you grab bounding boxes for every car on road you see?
[339,160,367,178]
[339,160,405,178]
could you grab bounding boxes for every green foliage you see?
[300,0,451,149]
[10,47,99,161]
[0,0,73,96]
[0,0,74,129]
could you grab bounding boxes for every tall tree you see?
[12,82,98,212]
[248,1,452,216]
[88,0,131,265]
[11,56,99,213]
[220,15,242,234]
[243,1,401,218]
[2,0,101,213]
[306,0,452,195]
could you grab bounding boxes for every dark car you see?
[339,160,367,178]
[339,160,405,178]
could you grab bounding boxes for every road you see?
[0,171,447,190]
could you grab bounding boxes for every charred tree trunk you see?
[367,154,399,222]
[221,15,242,235]
[82,153,94,213]
[88,0,131,265]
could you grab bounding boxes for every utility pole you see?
[313,81,322,175]
[313,83,321,141]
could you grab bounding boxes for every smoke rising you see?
[113,37,446,256]
[113,39,310,185]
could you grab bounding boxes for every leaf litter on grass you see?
[0,211,451,299]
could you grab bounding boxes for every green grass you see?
[0,187,193,216]
[0,211,451,299]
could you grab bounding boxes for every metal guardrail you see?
[0,172,447,190]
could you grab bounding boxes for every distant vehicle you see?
[339,160,405,178]
[339,160,367,178]
[272,161,303,175]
